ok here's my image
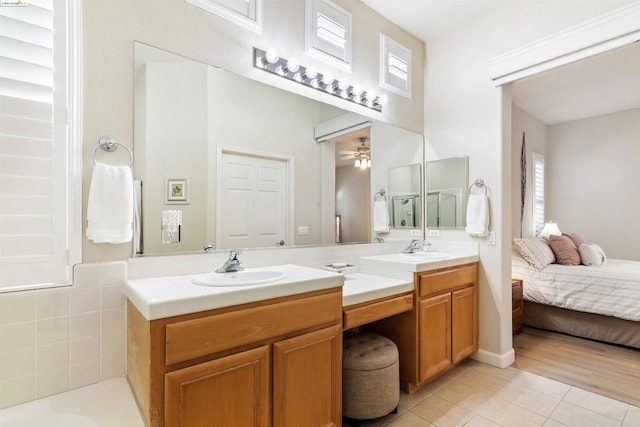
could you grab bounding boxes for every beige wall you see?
[511,105,547,240]
[82,0,425,262]
[547,107,640,261]
[423,1,630,364]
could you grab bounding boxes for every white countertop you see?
[126,264,343,320]
[342,273,413,307]
[359,252,479,280]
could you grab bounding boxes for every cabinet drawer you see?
[165,290,342,365]
[343,293,413,330]
[419,264,477,297]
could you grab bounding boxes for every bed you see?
[512,240,640,349]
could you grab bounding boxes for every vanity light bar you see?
[254,48,388,112]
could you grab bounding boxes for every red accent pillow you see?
[548,235,581,266]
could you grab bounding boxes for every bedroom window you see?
[305,0,352,71]
[533,152,545,236]
[0,0,81,292]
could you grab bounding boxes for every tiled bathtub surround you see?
[0,262,127,409]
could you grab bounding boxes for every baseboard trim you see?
[471,348,515,368]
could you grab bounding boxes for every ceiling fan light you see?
[354,159,361,168]
[367,159,371,167]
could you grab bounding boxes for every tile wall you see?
[0,262,127,409]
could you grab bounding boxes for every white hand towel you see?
[373,199,389,233]
[87,163,133,243]
[465,194,489,236]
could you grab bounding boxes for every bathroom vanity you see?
[126,250,478,426]
[126,265,344,427]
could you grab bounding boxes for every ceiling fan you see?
[338,137,371,168]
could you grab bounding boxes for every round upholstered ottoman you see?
[342,333,399,421]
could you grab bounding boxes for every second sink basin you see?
[398,251,450,260]
[192,269,287,287]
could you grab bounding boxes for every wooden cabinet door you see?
[451,286,478,364]
[273,324,342,427]
[165,345,270,427]
[418,293,452,382]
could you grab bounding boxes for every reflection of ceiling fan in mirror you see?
[338,137,371,169]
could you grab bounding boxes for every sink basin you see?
[192,269,287,287]
[398,251,450,260]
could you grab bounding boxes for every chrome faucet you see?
[402,239,429,254]
[216,250,243,273]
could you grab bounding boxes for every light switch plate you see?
[487,231,496,245]
[297,226,310,235]
[427,229,440,237]
[410,229,421,237]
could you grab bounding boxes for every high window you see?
[186,0,261,32]
[306,0,352,70]
[0,0,80,292]
[380,34,411,99]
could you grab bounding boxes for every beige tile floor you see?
[345,359,640,427]
[0,360,638,426]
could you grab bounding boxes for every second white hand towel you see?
[373,199,389,233]
[87,163,134,243]
[465,194,489,236]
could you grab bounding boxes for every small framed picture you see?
[166,178,190,204]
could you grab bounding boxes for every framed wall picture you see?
[166,178,190,204]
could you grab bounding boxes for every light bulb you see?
[337,79,349,90]
[287,58,300,73]
[366,89,376,101]
[265,48,279,64]
[310,78,319,89]
[354,159,360,168]
[321,72,334,85]
[351,84,363,96]
[377,95,389,105]
[255,56,267,68]
[293,72,303,82]
[360,160,367,169]
[275,65,286,76]
[304,65,318,80]
[340,89,349,99]
[367,159,371,167]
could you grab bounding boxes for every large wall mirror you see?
[133,42,424,255]
[425,156,468,229]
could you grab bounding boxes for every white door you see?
[218,153,288,249]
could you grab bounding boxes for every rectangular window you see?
[186,0,261,33]
[380,34,411,99]
[0,0,78,292]
[305,0,352,70]
[532,152,545,236]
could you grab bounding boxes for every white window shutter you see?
[0,0,70,291]
[380,34,411,99]
[186,0,261,33]
[533,153,545,237]
[306,0,352,70]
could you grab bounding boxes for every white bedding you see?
[512,252,640,322]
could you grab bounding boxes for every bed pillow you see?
[513,238,555,270]
[579,243,607,266]
[548,234,581,265]
[567,233,585,249]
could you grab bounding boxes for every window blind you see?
[186,0,260,32]
[0,0,69,291]
[533,153,545,237]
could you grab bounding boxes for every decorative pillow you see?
[548,235,581,265]
[513,238,555,270]
[568,233,585,249]
[579,243,607,266]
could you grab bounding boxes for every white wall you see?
[511,105,547,240]
[547,107,640,260]
[424,1,630,365]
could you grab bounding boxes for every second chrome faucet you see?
[216,250,243,273]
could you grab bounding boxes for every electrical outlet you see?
[427,229,440,237]
[410,229,421,237]
[487,231,496,245]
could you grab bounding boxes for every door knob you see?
[276,240,285,246]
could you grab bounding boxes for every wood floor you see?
[513,327,640,407]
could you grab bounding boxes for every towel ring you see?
[374,189,387,201]
[92,136,133,167]
[468,178,488,195]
